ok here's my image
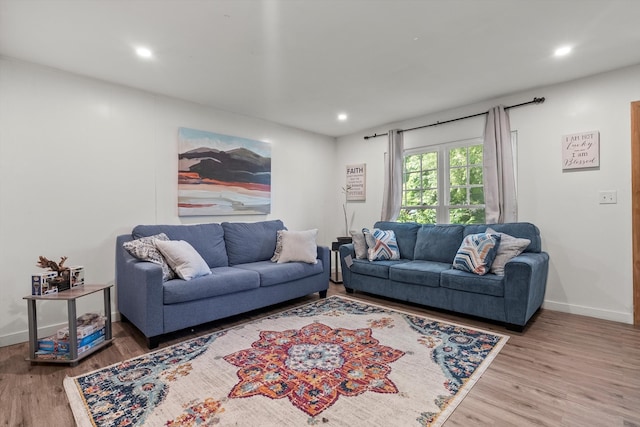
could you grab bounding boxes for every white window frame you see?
[401,132,518,224]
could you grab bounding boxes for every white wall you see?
[2,57,637,348]
[0,58,336,346]
[336,64,640,324]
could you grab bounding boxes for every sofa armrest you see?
[338,243,355,287]
[115,235,165,338]
[503,251,550,326]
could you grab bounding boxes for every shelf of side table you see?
[23,284,113,366]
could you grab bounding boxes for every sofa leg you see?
[146,336,160,349]
[506,323,525,333]
[319,290,327,298]
[344,287,354,294]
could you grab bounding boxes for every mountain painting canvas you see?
[178,127,271,216]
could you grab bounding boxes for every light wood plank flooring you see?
[1,283,639,426]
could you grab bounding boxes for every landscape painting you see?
[178,127,271,216]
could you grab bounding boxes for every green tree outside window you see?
[398,142,485,225]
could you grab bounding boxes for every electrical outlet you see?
[598,190,617,204]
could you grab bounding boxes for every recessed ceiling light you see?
[338,113,348,121]
[554,45,572,57]
[135,46,153,59]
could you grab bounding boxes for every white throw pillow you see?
[154,240,212,281]
[277,229,318,264]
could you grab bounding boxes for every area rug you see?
[64,295,508,426]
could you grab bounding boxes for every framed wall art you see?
[345,163,366,201]
[178,127,271,216]
[562,130,599,171]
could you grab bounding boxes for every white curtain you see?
[483,106,517,223]
[381,129,403,221]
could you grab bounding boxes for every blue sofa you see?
[339,221,549,331]
[116,220,329,348]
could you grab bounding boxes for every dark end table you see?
[330,242,343,284]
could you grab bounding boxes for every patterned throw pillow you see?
[486,227,531,275]
[271,230,285,262]
[122,233,176,281]
[365,228,401,261]
[453,232,501,275]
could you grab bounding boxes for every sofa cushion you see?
[452,232,501,275]
[132,223,228,268]
[163,267,260,304]
[465,222,541,253]
[122,233,176,281]
[155,239,212,281]
[389,261,450,287]
[234,260,324,287]
[414,225,464,263]
[222,220,285,265]
[364,228,400,261]
[374,221,421,259]
[440,269,505,297]
[277,229,318,264]
[350,259,409,279]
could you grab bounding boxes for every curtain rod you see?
[363,96,545,140]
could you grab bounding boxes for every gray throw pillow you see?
[486,227,531,275]
[350,230,368,259]
[277,229,318,264]
[155,239,212,280]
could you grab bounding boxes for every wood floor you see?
[1,282,639,426]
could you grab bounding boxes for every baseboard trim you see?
[543,300,633,324]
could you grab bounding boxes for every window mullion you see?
[438,147,447,223]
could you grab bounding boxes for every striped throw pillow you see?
[452,232,501,275]
[365,228,401,261]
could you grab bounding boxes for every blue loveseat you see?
[339,221,549,331]
[116,220,329,348]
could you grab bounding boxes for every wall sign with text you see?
[346,163,366,201]
[562,130,600,171]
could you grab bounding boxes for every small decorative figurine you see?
[36,256,71,291]
[36,256,69,274]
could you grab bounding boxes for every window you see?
[399,138,486,224]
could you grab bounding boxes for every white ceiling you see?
[2,0,640,137]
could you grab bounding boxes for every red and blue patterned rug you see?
[64,296,508,426]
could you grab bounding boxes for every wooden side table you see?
[330,242,343,284]
[23,284,113,366]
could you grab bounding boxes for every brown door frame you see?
[632,101,640,326]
